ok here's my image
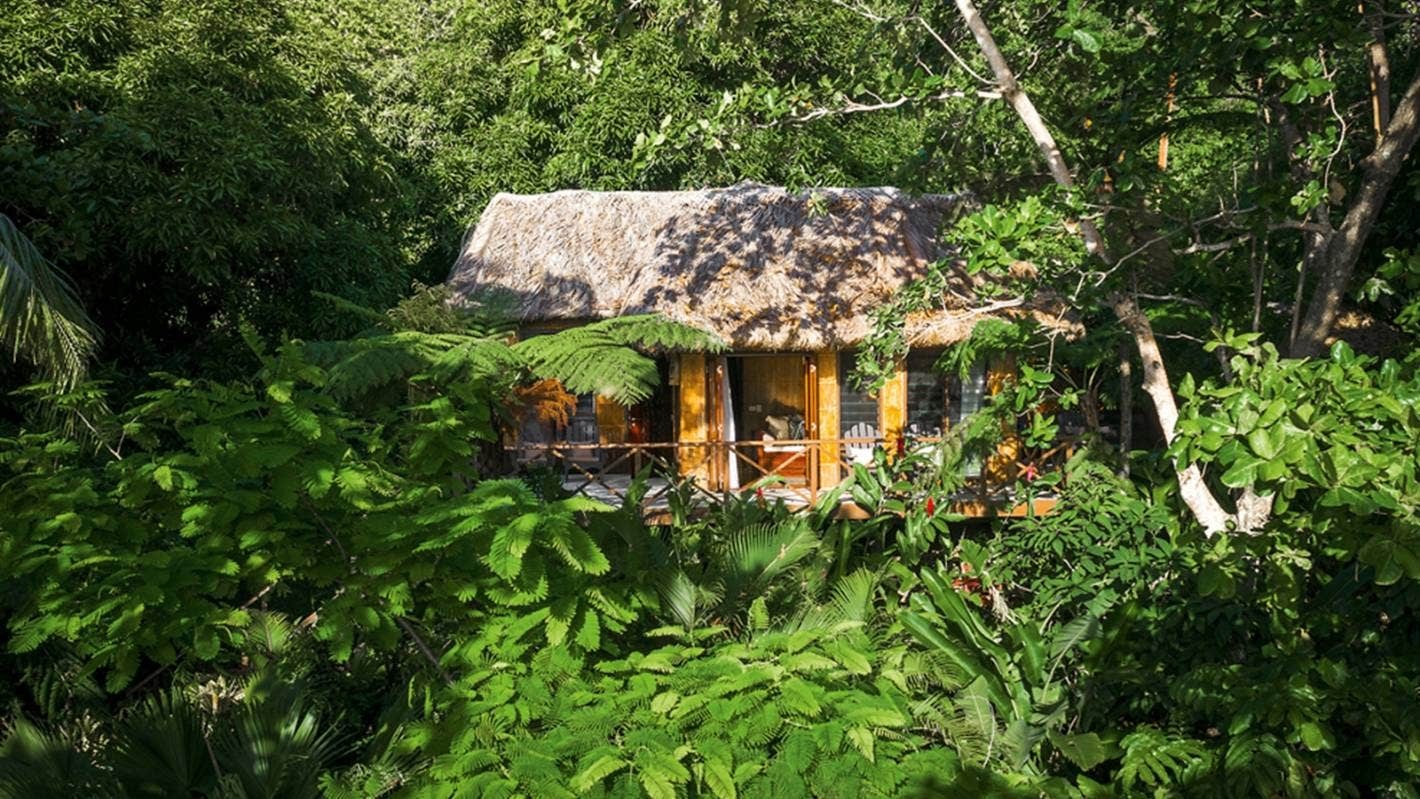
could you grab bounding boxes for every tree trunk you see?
[951,0,1236,535]
[1111,294,1232,534]
[1117,340,1132,477]
[1292,67,1420,356]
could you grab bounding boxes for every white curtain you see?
[720,358,739,489]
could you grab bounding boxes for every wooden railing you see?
[508,435,1077,513]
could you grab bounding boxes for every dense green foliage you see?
[4,1,1420,797]
[1,0,939,378]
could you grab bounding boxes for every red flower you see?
[894,437,906,457]
[925,496,936,517]
[951,563,982,604]
[755,487,765,502]
[950,575,984,605]
[1021,463,1040,482]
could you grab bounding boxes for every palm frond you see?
[0,719,108,798]
[658,569,701,633]
[825,569,880,625]
[792,569,882,632]
[716,520,821,619]
[109,690,218,797]
[0,213,98,389]
[213,676,347,799]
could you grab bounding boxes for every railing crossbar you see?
[506,434,1080,514]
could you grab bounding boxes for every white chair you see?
[843,421,878,466]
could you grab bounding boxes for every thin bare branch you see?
[757,87,1001,128]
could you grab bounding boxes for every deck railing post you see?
[808,440,819,504]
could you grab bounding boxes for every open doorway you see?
[717,354,815,487]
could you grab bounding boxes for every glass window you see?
[838,351,881,465]
[564,393,598,443]
[910,351,988,477]
[906,349,947,437]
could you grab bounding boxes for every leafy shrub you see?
[407,624,965,799]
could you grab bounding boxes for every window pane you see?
[906,349,946,436]
[838,351,880,465]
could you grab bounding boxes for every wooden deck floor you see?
[561,475,1056,519]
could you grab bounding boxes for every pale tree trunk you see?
[952,0,1238,535]
[1363,1,1392,141]
[1111,295,1233,534]
[1117,341,1132,477]
[953,0,1105,257]
[1292,67,1420,356]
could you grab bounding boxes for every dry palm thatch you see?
[447,183,1078,350]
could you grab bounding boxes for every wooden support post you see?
[801,354,821,502]
[595,396,626,444]
[984,356,1020,486]
[676,353,711,485]
[879,360,907,458]
[815,350,842,487]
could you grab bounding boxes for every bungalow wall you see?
[672,349,1015,491]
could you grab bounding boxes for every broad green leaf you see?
[572,755,628,792]
[1071,28,1101,52]
[1050,731,1108,770]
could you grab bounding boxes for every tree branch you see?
[758,87,1000,127]
[949,0,1239,535]
[1293,64,1420,356]
[953,0,1105,256]
[1364,1,1393,140]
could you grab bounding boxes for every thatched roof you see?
[446,183,1074,350]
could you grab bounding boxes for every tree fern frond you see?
[313,290,392,328]
[242,611,297,660]
[513,315,721,404]
[581,315,725,352]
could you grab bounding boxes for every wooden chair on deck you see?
[755,414,807,480]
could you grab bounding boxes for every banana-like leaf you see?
[918,569,1011,665]
[899,609,1011,715]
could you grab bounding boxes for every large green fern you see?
[513,315,723,405]
[313,293,720,410]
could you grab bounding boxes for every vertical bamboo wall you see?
[984,355,1020,485]
[878,360,907,457]
[676,352,710,483]
[815,350,841,486]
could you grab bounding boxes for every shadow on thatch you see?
[446,182,1076,349]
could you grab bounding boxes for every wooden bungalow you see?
[445,183,1077,514]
